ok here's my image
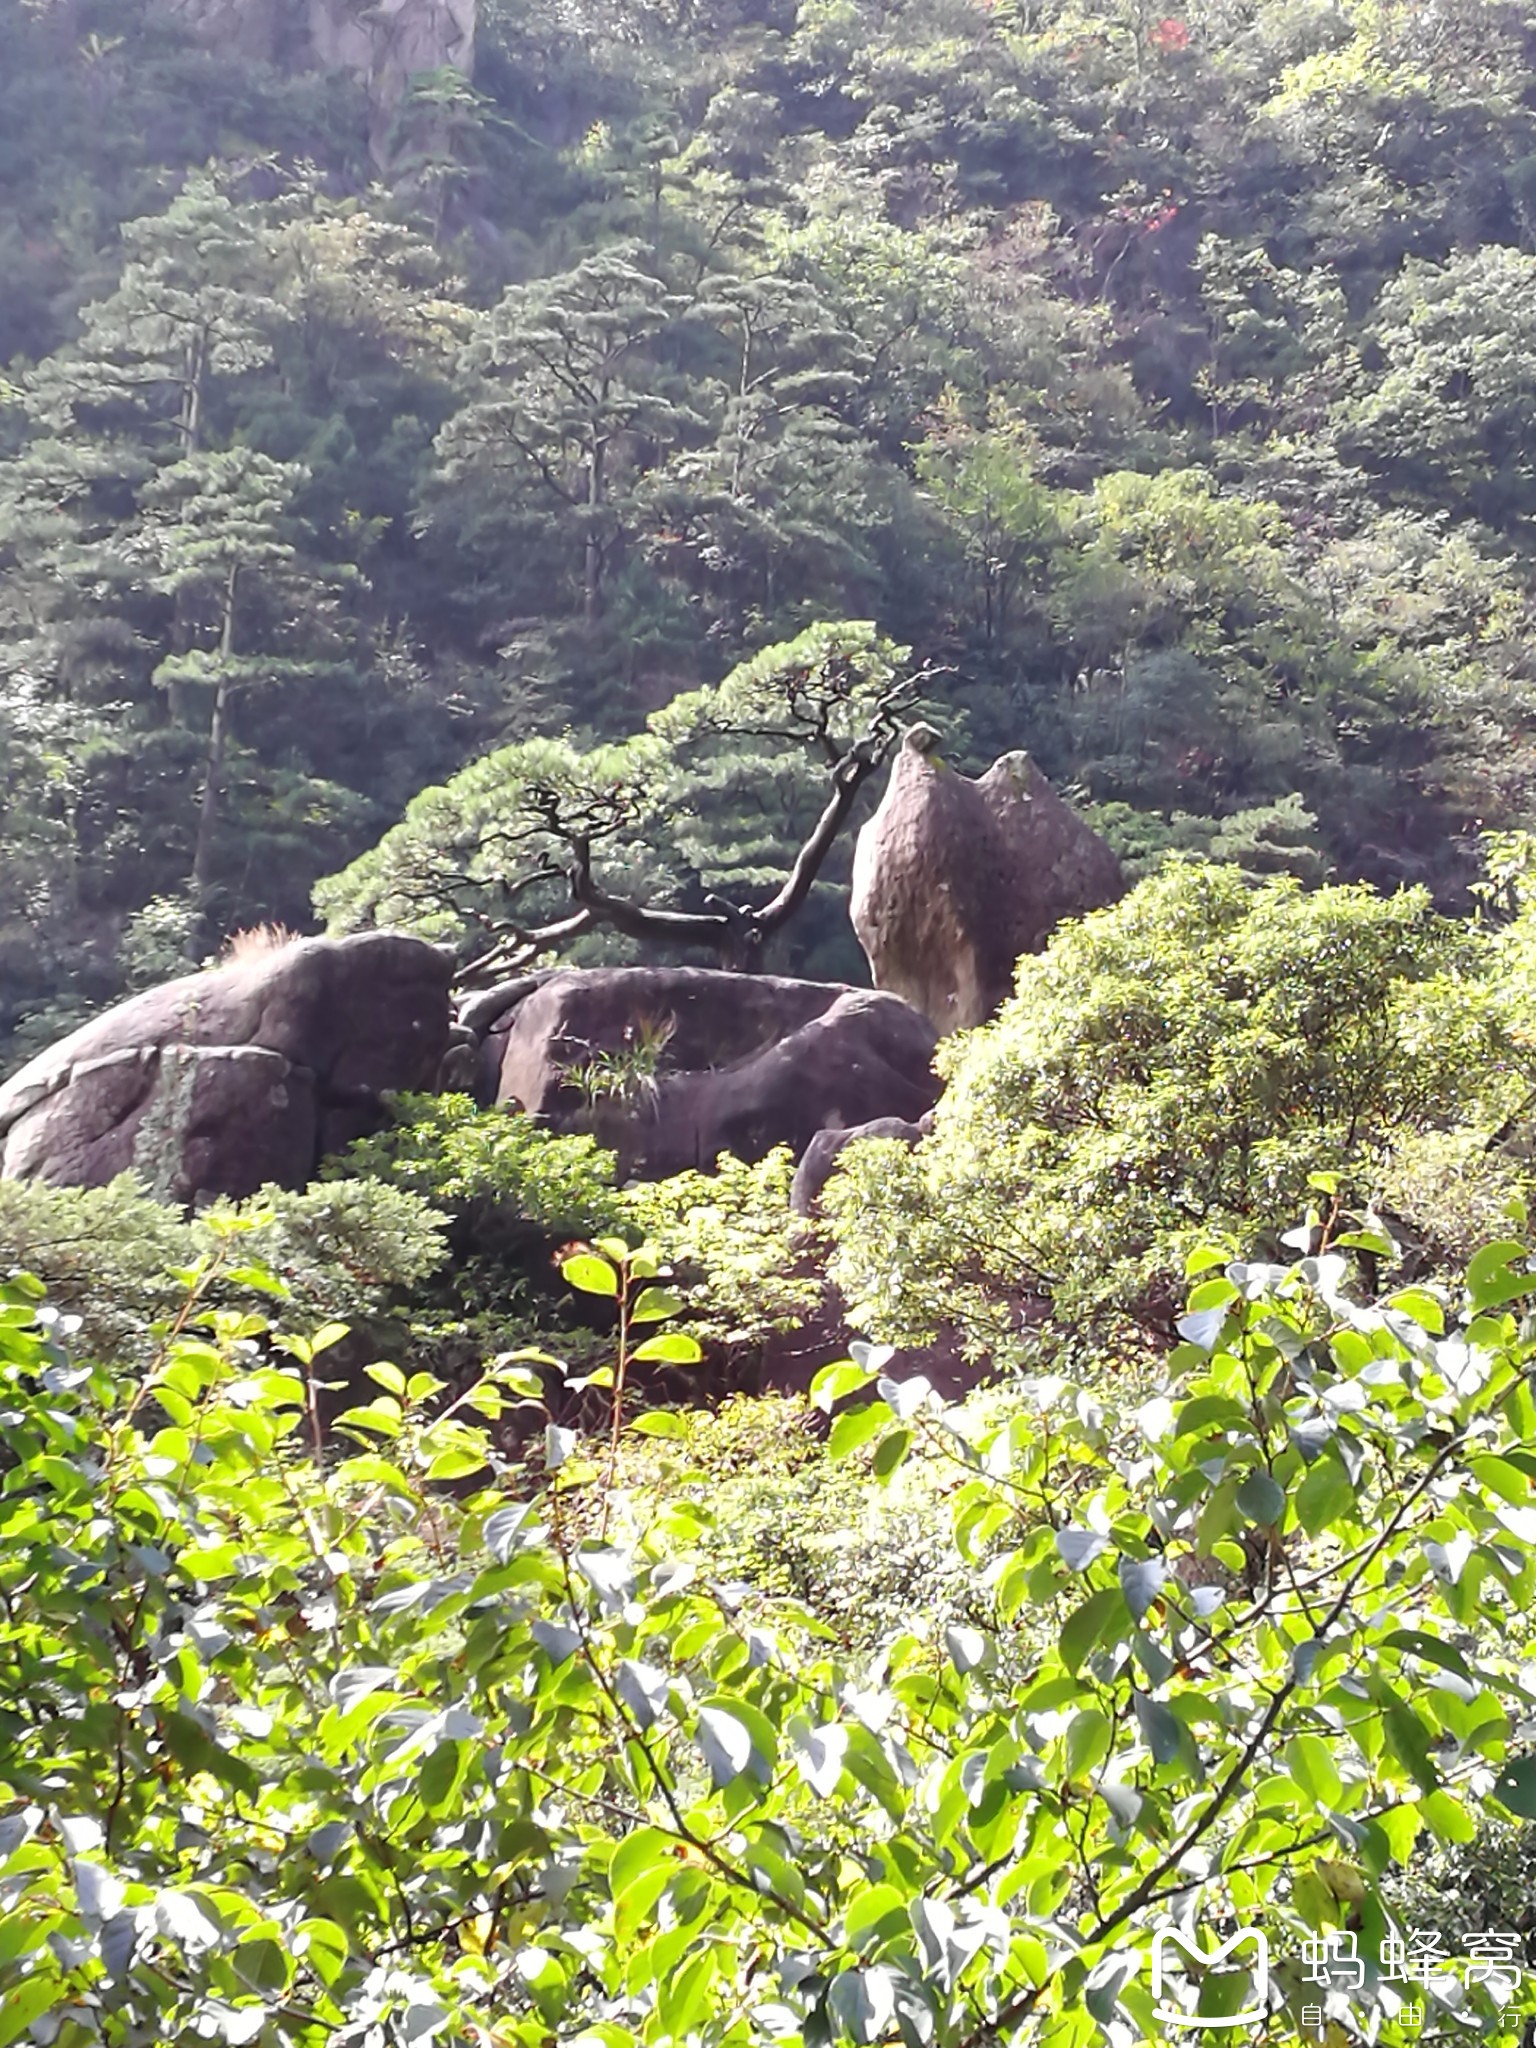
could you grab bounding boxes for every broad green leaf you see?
[545,1423,577,1470]
[794,1721,849,1797]
[1197,1959,1259,2023]
[1285,1733,1342,1809]
[531,1620,583,1665]
[177,1542,243,1579]
[1235,1469,1285,1527]
[630,1286,682,1323]
[292,1918,350,1990]
[1174,1394,1252,1437]
[1378,1689,1440,1795]
[610,1826,677,1903]
[426,1444,487,1480]
[0,1974,60,2048]
[1472,1454,1534,1504]
[1057,1527,1109,1571]
[629,1410,687,1436]
[615,1660,670,1729]
[1118,1553,1166,1621]
[696,1706,753,1787]
[827,1966,896,2044]
[1295,1454,1354,1536]
[810,1358,878,1412]
[1493,1756,1536,1818]
[944,1625,990,1673]
[1380,1630,1474,1683]
[872,1427,912,1478]
[631,1332,703,1364]
[484,1502,542,1560]
[1131,1691,1183,1767]
[561,1253,619,1297]
[1466,1241,1533,1311]
[1419,1789,1476,1843]
[1060,1588,1124,1676]
[160,1710,260,1796]
[1065,1708,1111,1779]
[844,1884,907,1956]
[829,1401,888,1462]
[1424,1531,1475,1585]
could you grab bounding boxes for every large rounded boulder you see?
[478,965,940,1179]
[850,729,1124,1033]
[0,932,453,1204]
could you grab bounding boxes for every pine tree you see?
[139,446,360,893]
[0,178,374,943]
[434,242,704,623]
[638,271,890,632]
[318,621,922,980]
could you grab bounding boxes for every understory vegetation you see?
[9,856,1536,2041]
[9,1181,1536,2046]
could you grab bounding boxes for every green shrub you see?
[228,1180,450,1321]
[607,1385,1009,1654]
[0,1172,448,1364]
[1087,796,1330,884]
[6,1217,1536,2044]
[623,1147,825,1349]
[324,1092,626,1357]
[335,1104,828,1368]
[826,863,1524,1362]
[331,1091,623,1231]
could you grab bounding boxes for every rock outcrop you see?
[308,0,475,119]
[482,966,941,1179]
[850,728,1124,1033]
[156,0,474,142]
[789,1113,931,1217]
[0,932,453,1204]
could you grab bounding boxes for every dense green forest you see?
[6,0,1536,1045]
[14,0,1536,2042]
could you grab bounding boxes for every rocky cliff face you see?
[308,0,475,114]
[157,0,475,135]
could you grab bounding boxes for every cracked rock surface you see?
[0,932,452,1204]
[480,965,941,1180]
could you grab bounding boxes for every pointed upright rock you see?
[850,727,1124,1033]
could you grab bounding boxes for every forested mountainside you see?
[17,6,1536,2040]
[4,0,1536,1058]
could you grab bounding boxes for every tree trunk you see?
[192,678,229,894]
[192,564,238,894]
[167,328,212,721]
[584,431,607,619]
[182,326,208,457]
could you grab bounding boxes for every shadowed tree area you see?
[13,7,1536,2041]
